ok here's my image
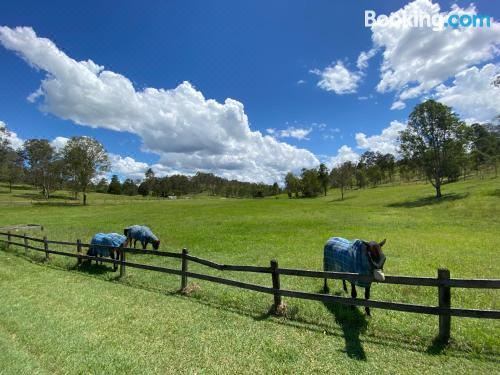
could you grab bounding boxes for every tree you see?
[318,163,330,196]
[145,168,155,181]
[284,172,300,198]
[400,100,466,198]
[122,178,138,196]
[138,181,150,196]
[23,139,57,199]
[108,175,122,195]
[4,150,24,192]
[330,162,355,200]
[470,123,500,177]
[95,178,109,193]
[300,168,322,198]
[0,127,24,191]
[62,137,109,205]
[271,182,280,196]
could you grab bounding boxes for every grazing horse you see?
[87,233,128,271]
[124,225,160,250]
[323,237,386,316]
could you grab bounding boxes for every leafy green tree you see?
[470,123,500,177]
[271,182,280,196]
[318,163,330,196]
[284,172,300,198]
[62,136,109,205]
[1,149,24,192]
[330,161,355,200]
[300,168,322,198]
[145,168,155,181]
[138,181,150,196]
[107,175,122,195]
[23,139,57,199]
[400,100,466,198]
[122,178,138,196]
[95,178,109,193]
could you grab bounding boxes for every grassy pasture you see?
[0,178,499,374]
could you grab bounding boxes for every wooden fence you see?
[1,231,499,343]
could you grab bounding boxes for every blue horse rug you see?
[324,237,372,287]
[88,233,127,257]
[125,225,158,243]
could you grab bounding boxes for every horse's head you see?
[152,240,160,250]
[363,239,387,281]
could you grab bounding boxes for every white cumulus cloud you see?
[278,127,312,140]
[0,26,319,184]
[356,48,377,70]
[311,61,361,94]
[370,0,500,110]
[435,63,500,123]
[0,121,24,150]
[50,136,69,152]
[328,145,360,167]
[355,120,406,155]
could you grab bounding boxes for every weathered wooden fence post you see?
[23,233,28,255]
[120,248,127,277]
[181,248,189,291]
[43,236,49,261]
[270,259,283,314]
[438,268,451,343]
[76,239,82,265]
[7,231,11,250]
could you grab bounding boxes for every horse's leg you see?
[323,278,329,293]
[142,241,147,250]
[350,282,357,310]
[133,239,137,248]
[343,279,348,293]
[365,286,371,316]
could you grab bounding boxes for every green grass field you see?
[0,178,499,374]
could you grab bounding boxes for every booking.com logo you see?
[365,10,492,30]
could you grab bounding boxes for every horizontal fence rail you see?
[1,231,499,343]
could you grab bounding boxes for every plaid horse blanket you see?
[125,225,158,243]
[88,233,126,257]
[324,237,372,287]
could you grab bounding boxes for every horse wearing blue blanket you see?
[124,225,160,250]
[87,233,128,271]
[323,237,387,316]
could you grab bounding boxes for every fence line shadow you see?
[1,245,499,364]
[387,193,469,208]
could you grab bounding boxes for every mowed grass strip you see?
[0,177,499,373]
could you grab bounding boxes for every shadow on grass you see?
[2,246,499,363]
[328,196,355,203]
[320,289,368,360]
[487,189,500,198]
[426,336,450,355]
[387,192,469,208]
[70,260,118,275]
[0,184,33,191]
[33,202,81,207]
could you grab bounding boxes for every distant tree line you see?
[0,134,109,205]
[285,100,499,199]
[0,129,279,202]
[96,170,279,199]
[1,100,498,202]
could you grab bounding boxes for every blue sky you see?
[0,0,499,182]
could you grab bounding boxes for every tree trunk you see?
[9,181,12,193]
[83,193,87,206]
[435,183,442,198]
